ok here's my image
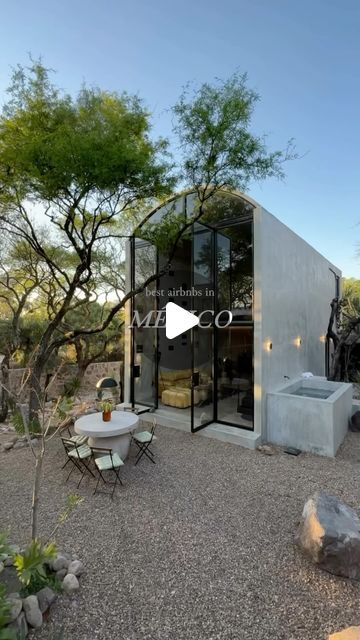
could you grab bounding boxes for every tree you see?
[0,61,174,421]
[0,65,293,423]
[327,296,360,381]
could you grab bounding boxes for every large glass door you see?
[131,237,158,408]
[191,223,215,432]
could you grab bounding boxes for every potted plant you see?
[100,400,113,422]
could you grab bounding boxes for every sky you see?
[1,0,359,276]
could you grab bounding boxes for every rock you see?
[30,438,39,445]
[257,444,275,456]
[62,573,79,594]
[36,586,57,613]
[56,568,67,581]
[3,441,14,450]
[296,492,360,579]
[13,441,27,449]
[51,553,69,571]
[329,628,360,639]
[23,594,43,628]
[4,556,13,567]
[7,593,22,621]
[8,611,28,637]
[67,560,84,577]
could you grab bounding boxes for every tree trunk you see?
[28,358,46,425]
[0,356,10,422]
[31,449,44,540]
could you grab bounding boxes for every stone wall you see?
[8,361,123,401]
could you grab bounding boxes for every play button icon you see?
[165,302,199,339]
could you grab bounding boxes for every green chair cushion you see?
[95,453,124,471]
[68,444,91,459]
[71,435,88,445]
[133,431,157,444]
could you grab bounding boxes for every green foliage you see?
[13,539,56,590]
[10,411,41,436]
[56,396,73,419]
[0,532,12,560]
[57,494,84,528]
[19,570,62,599]
[100,400,113,413]
[0,585,15,639]
[62,376,81,398]
[342,278,360,316]
[0,61,174,205]
[172,71,294,191]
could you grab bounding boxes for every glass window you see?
[216,222,253,321]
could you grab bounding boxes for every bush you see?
[13,539,57,596]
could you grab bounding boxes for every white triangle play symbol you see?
[165,302,199,339]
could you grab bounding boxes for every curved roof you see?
[135,187,261,232]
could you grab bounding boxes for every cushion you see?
[134,431,157,444]
[68,444,91,459]
[70,435,88,445]
[95,453,124,471]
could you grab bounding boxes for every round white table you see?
[74,411,139,460]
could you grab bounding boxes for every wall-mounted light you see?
[319,335,326,343]
[293,336,302,348]
[264,339,273,352]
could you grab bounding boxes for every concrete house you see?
[122,189,341,449]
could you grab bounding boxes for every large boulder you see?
[296,492,360,579]
[329,628,360,639]
[23,594,43,628]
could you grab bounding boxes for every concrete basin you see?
[267,376,353,457]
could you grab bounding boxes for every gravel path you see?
[1,426,360,640]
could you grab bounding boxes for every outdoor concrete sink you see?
[267,376,353,457]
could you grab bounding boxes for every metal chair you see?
[61,438,94,487]
[59,417,88,452]
[90,446,124,499]
[132,417,157,465]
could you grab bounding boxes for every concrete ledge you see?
[198,423,261,449]
[116,404,260,448]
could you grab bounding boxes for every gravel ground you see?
[1,426,360,640]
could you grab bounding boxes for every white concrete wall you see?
[254,206,341,441]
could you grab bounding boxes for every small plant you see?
[100,400,113,422]
[13,539,56,595]
[0,585,16,640]
[100,400,113,413]
[63,376,81,398]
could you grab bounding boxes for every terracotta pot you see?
[102,410,111,422]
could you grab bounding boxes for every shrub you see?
[13,539,57,596]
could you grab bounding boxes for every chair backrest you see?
[149,416,157,441]
[61,437,76,455]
